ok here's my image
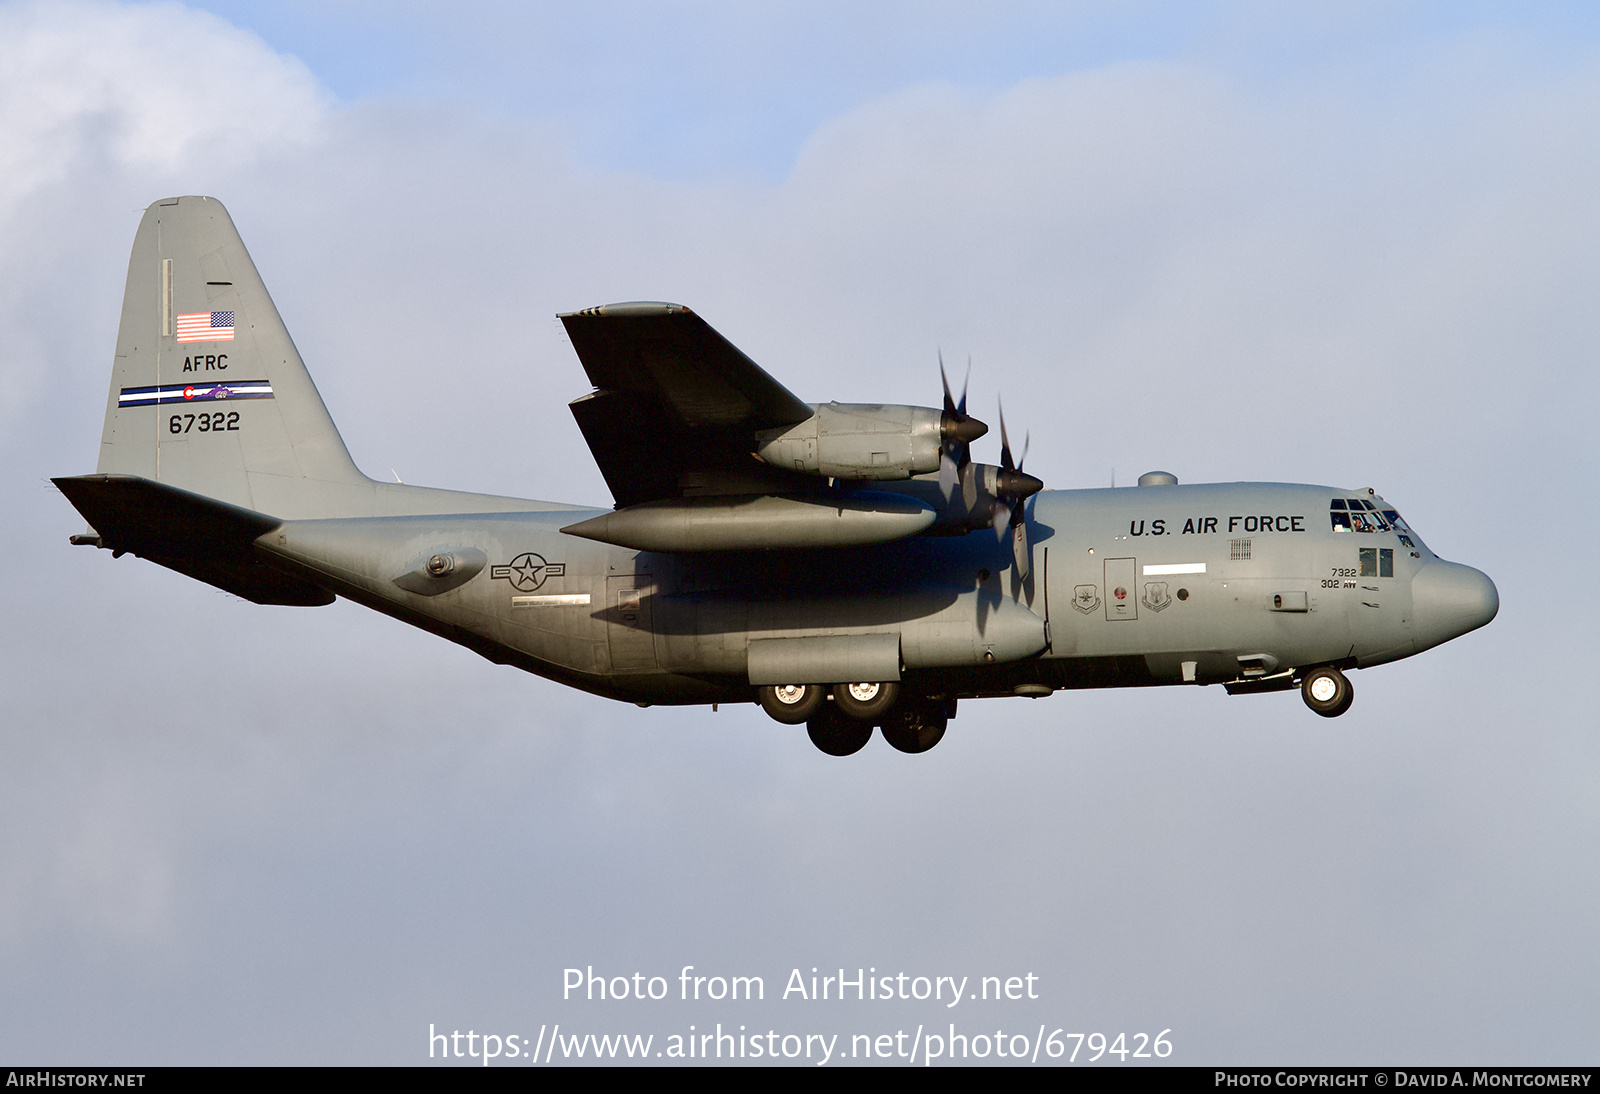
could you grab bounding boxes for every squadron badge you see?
[1142,582,1172,612]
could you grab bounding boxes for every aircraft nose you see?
[1410,561,1498,652]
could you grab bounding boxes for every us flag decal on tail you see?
[175,311,235,342]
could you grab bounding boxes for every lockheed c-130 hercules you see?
[56,197,1499,756]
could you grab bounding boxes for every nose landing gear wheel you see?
[806,706,873,756]
[1301,667,1354,717]
[758,683,825,724]
[832,680,900,720]
[880,700,948,754]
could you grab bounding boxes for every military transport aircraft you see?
[56,197,1499,756]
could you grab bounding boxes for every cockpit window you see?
[1330,497,1397,533]
[1360,547,1396,577]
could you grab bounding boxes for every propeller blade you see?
[991,397,1039,574]
[997,398,1015,472]
[938,353,986,507]
[992,497,1012,540]
[961,459,979,510]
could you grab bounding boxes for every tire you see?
[806,706,873,756]
[1330,678,1354,716]
[880,700,948,754]
[758,683,825,725]
[1301,667,1354,718]
[832,680,900,721]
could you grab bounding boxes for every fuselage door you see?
[606,573,657,672]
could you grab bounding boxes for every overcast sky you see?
[2,0,1596,1066]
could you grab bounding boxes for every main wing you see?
[561,302,818,507]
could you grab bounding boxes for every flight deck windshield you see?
[1329,497,1417,549]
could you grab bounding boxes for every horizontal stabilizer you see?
[53,474,332,606]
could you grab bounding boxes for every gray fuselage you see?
[256,480,1498,708]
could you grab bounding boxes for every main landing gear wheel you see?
[880,700,948,754]
[1301,667,1354,718]
[758,683,825,724]
[832,680,900,720]
[806,706,873,757]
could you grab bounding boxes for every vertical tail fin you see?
[97,195,372,518]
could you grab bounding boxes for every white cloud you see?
[0,0,325,213]
[0,0,328,422]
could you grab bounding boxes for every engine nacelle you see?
[755,403,945,480]
[836,460,1045,537]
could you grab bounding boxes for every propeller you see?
[938,352,987,510]
[990,397,1044,577]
